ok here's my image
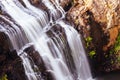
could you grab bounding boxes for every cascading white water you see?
[58,21,93,80]
[0,9,40,80]
[18,43,42,80]
[0,15,27,51]
[41,0,65,21]
[0,0,94,80]
[22,0,48,27]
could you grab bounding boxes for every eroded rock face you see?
[67,0,120,72]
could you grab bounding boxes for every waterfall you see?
[0,0,94,80]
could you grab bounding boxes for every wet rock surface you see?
[0,33,27,80]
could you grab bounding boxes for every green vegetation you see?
[117,56,120,62]
[85,36,92,48]
[85,36,96,58]
[89,50,96,58]
[114,34,120,54]
[110,33,120,54]
[109,33,120,63]
[0,74,8,80]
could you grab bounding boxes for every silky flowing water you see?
[0,0,94,80]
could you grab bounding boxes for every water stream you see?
[0,0,94,80]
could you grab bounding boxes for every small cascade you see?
[58,21,93,80]
[0,0,94,80]
[41,0,65,21]
[22,0,49,27]
[0,15,27,51]
[18,43,42,80]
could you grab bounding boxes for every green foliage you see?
[85,36,96,58]
[89,50,96,58]
[117,57,120,62]
[114,34,120,53]
[85,36,92,48]
[0,74,8,80]
[110,33,120,54]
[114,46,120,53]
[109,33,120,63]
[85,36,92,42]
